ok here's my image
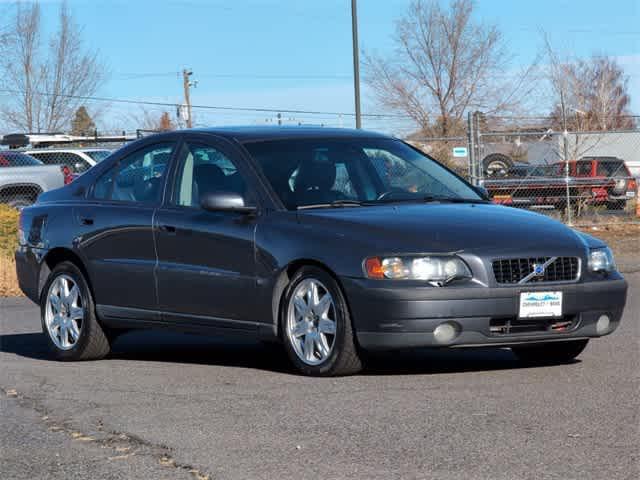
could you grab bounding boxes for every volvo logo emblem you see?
[532,264,545,276]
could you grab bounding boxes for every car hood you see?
[297,203,595,256]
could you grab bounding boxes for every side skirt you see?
[96,305,270,339]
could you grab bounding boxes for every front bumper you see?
[342,277,628,350]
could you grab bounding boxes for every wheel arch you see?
[40,248,94,301]
[271,259,351,340]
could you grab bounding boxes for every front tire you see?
[40,261,111,361]
[511,339,589,364]
[281,266,362,376]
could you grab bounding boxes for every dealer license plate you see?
[519,291,563,318]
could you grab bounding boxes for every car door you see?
[74,141,176,317]
[154,136,259,329]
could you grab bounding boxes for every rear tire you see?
[280,266,363,376]
[511,339,589,364]
[40,261,111,361]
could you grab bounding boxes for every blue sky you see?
[28,0,640,132]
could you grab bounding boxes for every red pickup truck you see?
[484,157,637,210]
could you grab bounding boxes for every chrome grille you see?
[492,257,579,284]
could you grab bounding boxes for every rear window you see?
[27,151,89,173]
[85,150,111,163]
[575,162,593,176]
[0,152,43,167]
[597,161,628,177]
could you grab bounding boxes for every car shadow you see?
[0,330,579,376]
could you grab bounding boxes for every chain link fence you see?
[0,119,638,296]
[413,115,640,226]
[0,131,135,210]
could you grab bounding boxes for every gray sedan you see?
[15,127,627,376]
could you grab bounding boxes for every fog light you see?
[433,322,459,344]
[596,315,611,335]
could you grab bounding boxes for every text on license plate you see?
[519,291,563,318]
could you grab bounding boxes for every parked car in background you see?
[15,127,627,376]
[485,156,636,210]
[478,131,640,179]
[26,148,112,174]
[0,151,68,209]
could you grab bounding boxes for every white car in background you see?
[25,148,112,174]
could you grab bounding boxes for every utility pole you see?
[351,0,362,129]
[467,111,475,184]
[560,88,572,225]
[182,69,197,128]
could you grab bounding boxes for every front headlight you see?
[588,247,616,273]
[364,255,472,284]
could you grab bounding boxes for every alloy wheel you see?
[286,278,337,366]
[44,274,85,350]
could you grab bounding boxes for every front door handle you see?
[79,217,94,226]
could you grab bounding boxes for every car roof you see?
[25,148,111,152]
[553,157,624,164]
[177,126,392,143]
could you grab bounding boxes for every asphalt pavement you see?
[1,274,638,480]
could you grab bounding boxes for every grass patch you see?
[0,205,20,296]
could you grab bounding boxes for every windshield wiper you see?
[421,196,488,204]
[373,195,487,205]
[297,200,364,210]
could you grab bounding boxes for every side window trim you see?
[91,157,117,201]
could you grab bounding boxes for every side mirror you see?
[475,185,490,200]
[200,191,256,214]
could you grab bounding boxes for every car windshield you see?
[245,138,482,210]
[85,150,111,163]
[0,151,43,167]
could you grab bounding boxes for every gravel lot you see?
[1,273,638,480]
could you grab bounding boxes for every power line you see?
[0,88,412,119]
[516,26,640,35]
[115,72,353,80]
[114,70,640,82]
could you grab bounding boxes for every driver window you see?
[174,144,249,208]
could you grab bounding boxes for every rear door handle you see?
[159,225,176,233]
[80,217,94,226]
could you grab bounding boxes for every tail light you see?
[17,210,27,245]
[628,178,637,194]
[61,165,73,185]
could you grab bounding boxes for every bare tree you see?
[544,36,633,133]
[364,0,526,137]
[0,1,106,132]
